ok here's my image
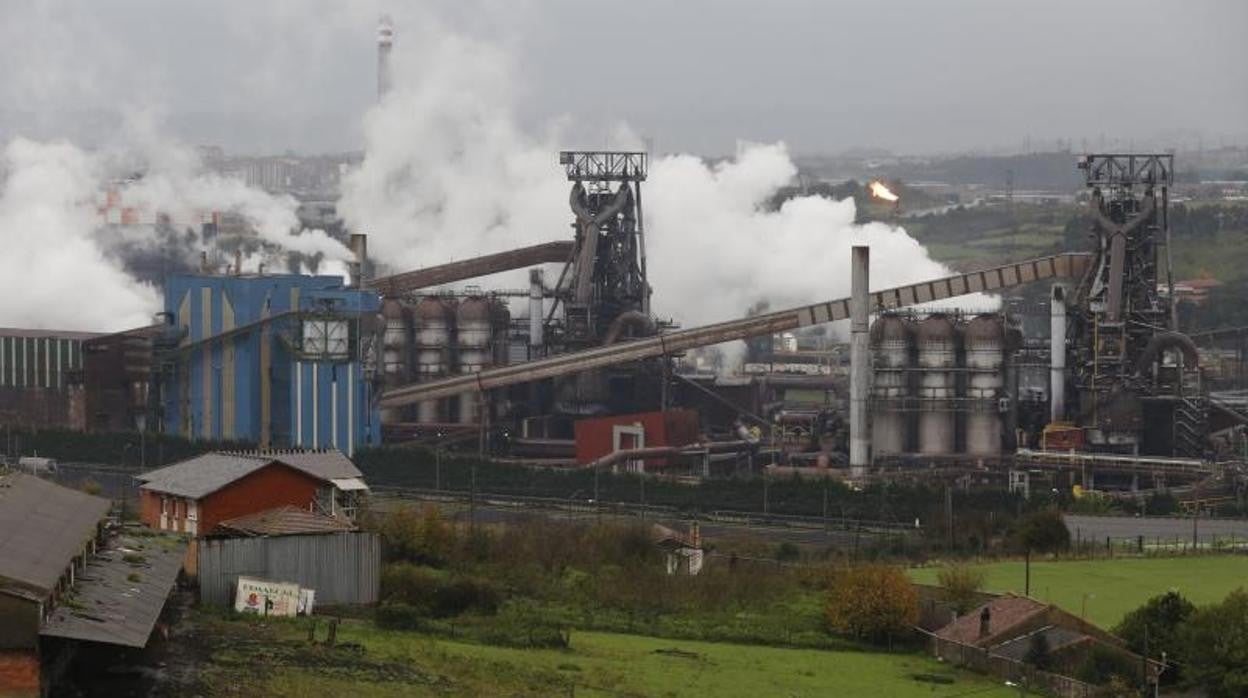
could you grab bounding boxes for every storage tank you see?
[380,300,410,423]
[414,296,454,423]
[916,314,957,455]
[456,296,493,424]
[870,315,910,456]
[964,314,1005,456]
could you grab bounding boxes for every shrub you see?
[375,506,456,566]
[375,603,427,631]
[1179,588,1248,698]
[379,562,439,607]
[433,577,501,618]
[935,564,986,615]
[1112,591,1194,684]
[824,564,918,645]
[1011,509,1070,554]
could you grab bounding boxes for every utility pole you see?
[1025,548,1031,597]
[763,470,770,517]
[945,484,954,551]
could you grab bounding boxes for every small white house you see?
[652,522,704,576]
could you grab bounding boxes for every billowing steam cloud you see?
[0,138,160,331]
[342,17,993,339]
[0,119,354,333]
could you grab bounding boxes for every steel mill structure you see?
[4,147,1239,496]
[157,269,381,455]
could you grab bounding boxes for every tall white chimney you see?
[377,15,394,101]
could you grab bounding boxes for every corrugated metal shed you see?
[40,531,187,648]
[213,506,356,537]
[0,473,111,596]
[198,532,380,606]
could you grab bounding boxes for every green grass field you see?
[203,613,1017,697]
[909,555,1248,629]
[342,624,1017,698]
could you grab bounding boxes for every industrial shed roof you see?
[213,505,357,537]
[0,327,103,341]
[0,472,112,596]
[40,530,187,648]
[137,450,364,499]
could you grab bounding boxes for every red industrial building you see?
[573,409,701,468]
[136,450,368,536]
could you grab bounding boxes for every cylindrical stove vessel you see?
[870,315,911,456]
[964,314,1004,456]
[456,296,493,424]
[380,299,411,423]
[414,296,454,423]
[916,314,957,455]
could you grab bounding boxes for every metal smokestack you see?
[529,268,544,351]
[349,233,368,288]
[377,15,394,101]
[1050,284,1066,423]
[850,245,870,476]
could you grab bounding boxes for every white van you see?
[17,456,58,476]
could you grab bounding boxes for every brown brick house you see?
[136,450,367,536]
[931,594,1163,693]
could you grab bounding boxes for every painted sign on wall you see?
[234,576,302,617]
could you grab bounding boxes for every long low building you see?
[0,472,185,695]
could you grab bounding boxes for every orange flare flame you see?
[869,180,899,202]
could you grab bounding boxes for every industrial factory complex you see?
[1,149,1244,512]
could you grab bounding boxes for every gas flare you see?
[869,180,899,202]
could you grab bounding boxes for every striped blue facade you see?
[162,274,381,455]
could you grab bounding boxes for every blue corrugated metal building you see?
[161,273,380,455]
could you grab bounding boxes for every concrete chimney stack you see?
[1050,285,1066,423]
[529,268,545,351]
[849,245,871,477]
[377,15,394,101]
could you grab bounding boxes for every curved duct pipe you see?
[569,181,633,227]
[602,310,656,345]
[1136,331,1200,375]
[570,182,636,305]
[582,440,751,471]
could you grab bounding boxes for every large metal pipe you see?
[850,246,870,475]
[529,268,544,350]
[370,241,574,296]
[1050,285,1066,423]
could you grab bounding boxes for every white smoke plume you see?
[339,24,567,275]
[0,138,160,331]
[0,113,355,332]
[342,16,994,340]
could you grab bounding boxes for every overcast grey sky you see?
[1,0,1244,156]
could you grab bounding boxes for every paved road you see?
[1065,514,1248,546]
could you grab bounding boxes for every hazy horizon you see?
[1,0,1244,157]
